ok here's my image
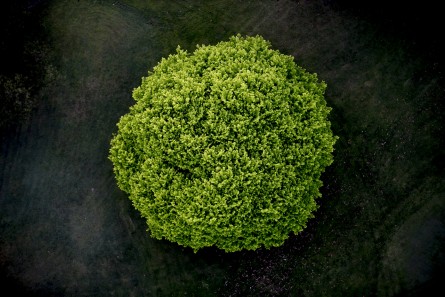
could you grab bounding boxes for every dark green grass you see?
[1,0,444,296]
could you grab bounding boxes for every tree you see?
[109,35,338,252]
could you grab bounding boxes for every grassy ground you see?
[1,0,444,296]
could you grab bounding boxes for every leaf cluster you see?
[109,35,337,252]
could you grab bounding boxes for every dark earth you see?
[1,0,444,296]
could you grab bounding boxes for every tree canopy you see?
[109,35,337,252]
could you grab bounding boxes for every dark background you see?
[1,1,444,296]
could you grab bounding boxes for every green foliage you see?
[109,35,337,252]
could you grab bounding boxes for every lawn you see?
[1,0,444,296]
